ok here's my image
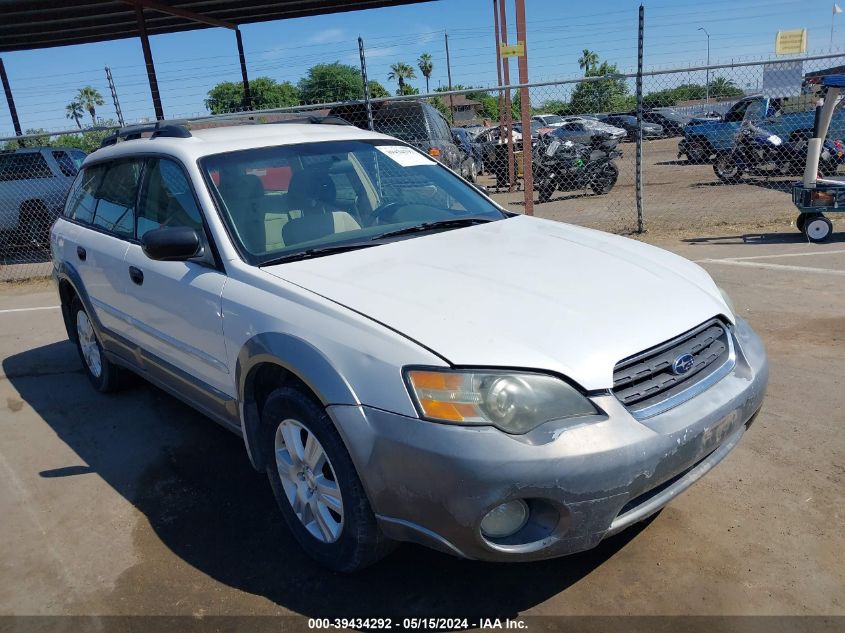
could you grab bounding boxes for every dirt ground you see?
[1,220,843,623]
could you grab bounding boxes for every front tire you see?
[262,386,394,572]
[714,154,743,183]
[70,297,121,393]
[685,140,710,164]
[590,162,619,195]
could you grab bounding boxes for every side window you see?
[136,158,204,239]
[52,150,79,177]
[0,152,53,181]
[724,101,751,122]
[64,165,105,223]
[92,159,141,237]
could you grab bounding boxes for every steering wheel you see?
[370,201,406,225]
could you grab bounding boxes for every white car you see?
[51,120,768,572]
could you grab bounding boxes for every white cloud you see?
[307,28,345,44]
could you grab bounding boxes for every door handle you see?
[76,246,86,261]
[128,266,144,286]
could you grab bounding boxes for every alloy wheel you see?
[274,418,344,543]
[75,309,102,378]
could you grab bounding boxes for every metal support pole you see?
[235,28,252,111]
[698,27,710,104]
[0,57,23,146]
[499,0,515,192]
[445,32,455,125]
[493,0,505,136]
[636,4,645,233]
[358,36,374,131]
[514,0,533,216]
[105,66,125,127]
[135,2,164,121]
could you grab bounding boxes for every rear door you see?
[121,157,230,396]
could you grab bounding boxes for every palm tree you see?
[76,86,105,125]
[708,76,738,97]
[578,49,599,75]
[65,100,84,129]
[417,53,433,93]
[388,62,416,95]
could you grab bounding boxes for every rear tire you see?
[262,386,394,572]
[590,163,619,195]
[796,214,807,233]
[70,297,122,393]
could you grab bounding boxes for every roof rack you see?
[269,115,351,126]
[100,121,192,148]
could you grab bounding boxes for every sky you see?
[1,0,843,136]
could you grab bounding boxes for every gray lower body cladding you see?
[328,317,768,562]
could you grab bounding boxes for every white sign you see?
[375,145,436,167]
[761,61,804,97]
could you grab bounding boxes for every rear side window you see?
[92,159,141,237]
[136,158,203,238]
[64,165,105,223]
[0,152,53,181]
[51,150,79,177]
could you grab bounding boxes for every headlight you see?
[405,368,598,434]
[768,134,782,146]
[718,286,736,315]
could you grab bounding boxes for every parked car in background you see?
[679,95,845,163]
[561,116,628,138]
[531,113,567,127]
[452,127,484,177]
[625,109,691,137]
[546,120,625,146]
[512,121,544,146]
[474,126,523,168]
[0,147,86,246]
[52,120,768,572]
[601,115,664,141]
[328,100,474,180]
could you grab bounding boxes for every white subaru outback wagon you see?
[51,120,768,572]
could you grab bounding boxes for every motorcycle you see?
[713,119,843,183]
[533,133,622,203]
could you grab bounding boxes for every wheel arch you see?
[236,333,360,472]
[54,263,99,344]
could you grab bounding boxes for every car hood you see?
[262,216,731,390]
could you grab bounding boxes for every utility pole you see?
[105,66,125,127]
[0,58,23,146]
[358,36,374,131]
[636,5,645,233]
[514,0,533,216]
[493,0,505,136]
[698,26,710,104]
[134,2,164,120]
[498,0,515,192]
[445,31,454,124]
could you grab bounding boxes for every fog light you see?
[480,500,529,539]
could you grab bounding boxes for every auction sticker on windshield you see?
[375,144,436,166]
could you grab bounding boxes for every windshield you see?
[200,139,506,265]
[541,115,564,124]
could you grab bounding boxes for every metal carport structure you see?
[0,0,433,129]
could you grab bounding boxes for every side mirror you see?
[141,226,202,261]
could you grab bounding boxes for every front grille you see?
[613,318,733,418]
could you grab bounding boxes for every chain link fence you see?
[3,53,845,282]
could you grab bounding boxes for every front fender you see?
[235,332,360,471]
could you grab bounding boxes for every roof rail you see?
[269,115,351,126]
[100,122,192,148]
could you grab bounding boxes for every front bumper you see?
[329,318,768,562]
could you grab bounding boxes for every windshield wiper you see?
[373,217,495,241]
[260,242,379,266]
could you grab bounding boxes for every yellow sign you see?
[500,41,525,58]
[775,29,807,54]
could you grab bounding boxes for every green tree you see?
[76,86,105,125]
[367,80,390,98]
[388,62,417,95]
[578,49,599,75]
[205,77,299,114]
[709,76,743,98]
[417,53,433,93]
[569,60,630,114]
[298,62,364,104]
[65,101,84,129]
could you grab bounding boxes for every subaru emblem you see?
[672,353,695,375]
